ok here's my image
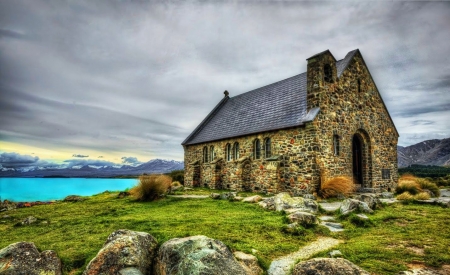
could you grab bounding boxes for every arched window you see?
[226,143,232,161]
[253,139,261,160]
[324,64,333,83]
[333,135,340,156]
[203,146,208,163]
[210,146,215,161]
[233,142,240,160]
[264,138,271,158]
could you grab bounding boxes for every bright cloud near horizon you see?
[1,1,450,168]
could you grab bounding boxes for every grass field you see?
[1,191,449,275]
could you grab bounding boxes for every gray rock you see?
[119,267,144,275]
[259,193,318,213]
[320,222,344,232]
[63,195,84,202]
[210,193,221,199]
[22,216,37,225]
[0,200,17,212]
[242,195,263,203]
[354,194,382,210]
[83,229,158,275]
[397,268,444,275]
[356,214,369,220]
[154,235,247,275]
[292,258,370,275]
[302,194,316,200]
[234,251,263,275]
[329,250,343,258]
[0,242,62,275]
[340,199,373,215]
[287,211,318,226]
[381,192,394,199]
[319,216,335,222]
[221,192,238,200]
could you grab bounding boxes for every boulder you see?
[340,199,373,215]
[154,235,247,275]
[287,211,318,226]
[329,250,343,258]
[259,193,318,213]
[234,251,263,275]
[0,200,17,212]
[354,194,382,210]
[63,195,85,202]
[210,193,221,199]
[221,192,238,200]
[0,242,62,275]
[21,216,37,225]
[242,195,263,203]
[83,229,158,275]
[302,194,316,200]
[381,192,394,199]
[292,258,370,275]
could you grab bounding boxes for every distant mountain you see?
[0,159,184,178]
[398,138,450,168]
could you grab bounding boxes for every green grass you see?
[1,191,449,275]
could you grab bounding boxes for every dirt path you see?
[267,236,342,275]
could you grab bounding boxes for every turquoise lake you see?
[0,178,138,202]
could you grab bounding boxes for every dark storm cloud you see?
[0,152,39,167]
[72,154,89,158]
[1,0,449,155]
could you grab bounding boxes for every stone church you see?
[182,49,398,195]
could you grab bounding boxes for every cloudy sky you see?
[1,0,449,168]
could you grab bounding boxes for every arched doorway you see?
[352,135,363,186]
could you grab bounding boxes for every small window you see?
[382,169,390,180]
[264,138,271,158]
[324,64,333,83]
[210,146,215,161]
[203,146,208,163]
[233,142,240,160]
[357,79,361,93]
[226,143,232,161]
[333,135,340,156]
[254,139,261,160]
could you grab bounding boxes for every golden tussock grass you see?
[397,174,440,197]
[319,176,356,199]
[130,174,172,201]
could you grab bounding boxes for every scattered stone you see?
[340,199,373,215]
[322,222,344,231]
[354,194,382,210]
[221,192,238,200]
[329,250,343,258]
[381,192,394,199]
[119,267,144,275]
[154,235,247,275]
[234,251,263,275]
[83,229,158,275]
[183,187,193,191]
[397,268,445,275]
[287,211,318,226]
[242,195,263,203]
[117,192,130,198]
[302,194,316,200]
[210,193,221,199]
[259,193,318,213]
[0,242,62,275]
[356,214,369,220]
[0,200,17,212]
[234,196,244,201]
[292,258,370,275]
[286,222,299,229]
[170,185,183,192]
[319,201,342,212]
[21,216,37,225]
[63,195,84,202]
[440,189,450,197]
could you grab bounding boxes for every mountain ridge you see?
[397,138,450,168]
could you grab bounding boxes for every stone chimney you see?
[306,50,337,110]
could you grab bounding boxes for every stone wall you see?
[184,50,398,194]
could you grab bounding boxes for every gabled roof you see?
[182,49,358,146]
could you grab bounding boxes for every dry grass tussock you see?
[414,192,431,200]
[396,192,414,201]
[130,174,172,201]
[396,174,440,197]
[319,176,356,199]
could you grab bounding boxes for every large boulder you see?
[258,193,318,213]
[292,258,370,275]
[353,194,382,210]
[83,229,158,275]
[154,235,248,275]
[287,211,318,227]
[234,251,263,275]
[340,199,373,215]
[242,195,263,203]
[0,242,62,275]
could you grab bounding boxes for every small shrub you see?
[172,181,182,187]
[416,178,440,197]
[414,192,431,200]
[319,176,355,199]
[130,174,172,201]
[396,179,421,195]
[396,192,414,201]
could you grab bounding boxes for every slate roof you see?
[182,50,357,146]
